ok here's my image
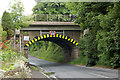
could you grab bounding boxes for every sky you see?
[0,0,36,19]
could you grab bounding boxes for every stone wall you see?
[21,27,81,61]
[65,30,81,42]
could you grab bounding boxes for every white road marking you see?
[89,72,110,78]
[39,67,57,80]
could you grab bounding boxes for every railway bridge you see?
[20,22,81,62]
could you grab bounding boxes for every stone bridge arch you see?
[20,22,81,62]
[24,34,79,62]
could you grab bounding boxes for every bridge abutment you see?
[71,46,79,60]
[62,45,79,62]
[20,22,81,62]
[63,47,71,62]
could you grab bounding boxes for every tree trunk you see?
[7,30,10,40]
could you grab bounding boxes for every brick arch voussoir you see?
[24,34,78,47]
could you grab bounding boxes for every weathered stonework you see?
[20,22,81,62]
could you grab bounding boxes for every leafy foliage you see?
[0,25,30,77]
[31,2,120,68]
[95,3,120,68]
[1,0,29,40]
[9,0,25,29]
[74,2,120,68]
[28,41,63,62]
[33,2,70,15]
[0,33,27,72]
[2,11,13,39]
[32,2,77,22]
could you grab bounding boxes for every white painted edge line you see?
[29,63,51,79]
[73,64,118,72]
[38,67,51,79]
[89,73,110,78]
[38,66,57,80]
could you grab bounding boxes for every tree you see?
[33,2,70,15]
[65,2,79,15]
[2,11,13,40]
[76,2,120,68]
[9,0,29,29]
[32,2,74,21]
[96,2,120,68]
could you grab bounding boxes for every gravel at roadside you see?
[30,64,50,79]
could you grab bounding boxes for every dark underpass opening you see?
[25,34,79,62]
[28,41,65,62]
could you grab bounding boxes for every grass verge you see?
[30,64,39,71]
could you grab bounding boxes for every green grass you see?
[29,52,63,63]
[44,72,55,76]
[28,41,64,63]
[69,55,87,65]
[30,65,39,71]
[0,49,28,71]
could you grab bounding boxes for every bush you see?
[28,41,64,62]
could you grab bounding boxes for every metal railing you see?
[33,14,78,22]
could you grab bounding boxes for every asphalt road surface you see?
[28,55,119,79]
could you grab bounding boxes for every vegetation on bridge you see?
[30,2,120,68]
[32,2,77,21]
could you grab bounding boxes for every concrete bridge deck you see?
[21,22,80,31]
